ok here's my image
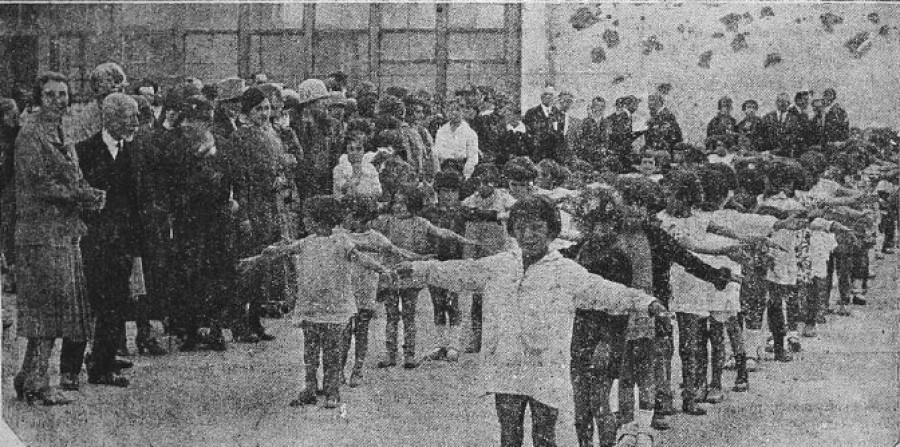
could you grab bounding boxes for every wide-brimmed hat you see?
[218,77,247,102]
[296,79,331,104]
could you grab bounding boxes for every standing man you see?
[76,93,146,388]
[523,86,565,163]
[782,91,813,158]
[575,96,611,169]
[557,91,581,165]
[644,94,683,157]
[816,88,850,144]
[608,96,642,172]
[763,93,792,156]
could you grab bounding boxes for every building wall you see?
[0,3,522,104]
[521,2,900,143]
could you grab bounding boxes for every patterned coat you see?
[14,111,103,340]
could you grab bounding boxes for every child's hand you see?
[395,262,415,279]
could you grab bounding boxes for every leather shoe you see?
[682,401,707,416]
[60,373,80,391]
[258,332,276,342]
[115,358,134,370]
[88,373,130,387]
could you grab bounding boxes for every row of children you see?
[238,126,895,446]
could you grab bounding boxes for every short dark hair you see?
[392,187,427,215]
[33,71,70,106]
[503,156,538,182]
[304,195,345,229]
[507,195,562,239]
[741,99,759,111]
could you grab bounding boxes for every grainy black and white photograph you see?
[0,1,897,446]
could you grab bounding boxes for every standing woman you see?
[227,87,297,342]
[13,72,106,404]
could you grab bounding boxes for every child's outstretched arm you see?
[424,219,480,246]
[348,248,392,276]
[352,231,432,261]
[397,246,518,293]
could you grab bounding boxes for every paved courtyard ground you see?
[2,253,898,446]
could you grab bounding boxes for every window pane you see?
[449,3,505,29]
[448,32,504,61]
[316,3,368,30]
[382,32,435,62]
[178,4,238,31]
[382,3,436,30]
[313,33,369,81]
[184,33,238,82]
[448,61,511,96]
[248,4,305,30]
[381,62,436,94]
[251,34,307,87]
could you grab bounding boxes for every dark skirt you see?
[15,242,92,341]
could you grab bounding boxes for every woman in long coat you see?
[14,72,105,405]
[163,118,237,350]
[227,87,297,342]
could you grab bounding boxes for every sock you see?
[635,409,654,431]
[435,325,447,349]
[744,330,761,359]
[446,325,461,351]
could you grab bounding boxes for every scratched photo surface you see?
[0,2,898,447]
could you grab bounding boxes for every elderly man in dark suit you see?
[523,86,565,163]
[76,93,146,388]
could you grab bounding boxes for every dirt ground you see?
[2,252,898,447]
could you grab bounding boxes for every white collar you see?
[541,104,553,116]
[102,129,122,159]
[479,109,494,116]
[507,122,527,133]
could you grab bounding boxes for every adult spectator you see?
[291,78,337,195]
[782,90,813,157]
[212,77,247,143]
[644,94,683,156]
[76,93,147,388]
[762,92,793,155]
[608,95,642,172]
[574,96,610,170]
[469,94,504,165]
[433,97,479,180]
[706,96,737,149]
[524,86,565,162]
[333,120,382,199]
[737,99,766,152]
[816,88,850,144]
[228,86,297,342]
[494,103,535,168]
[69,62,128,144]
[14,72,106,405]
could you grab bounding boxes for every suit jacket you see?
[765,106,812,157]
[573,116,609,168]
[815,104,850,144]
[607,110,636,158]
[470,111,504,164]
[737,115,767,151]
[706,114,737,143]
[762,110,795,155]
[645,107,683,154]
[77,132,146,258]
[523,104,564,162]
